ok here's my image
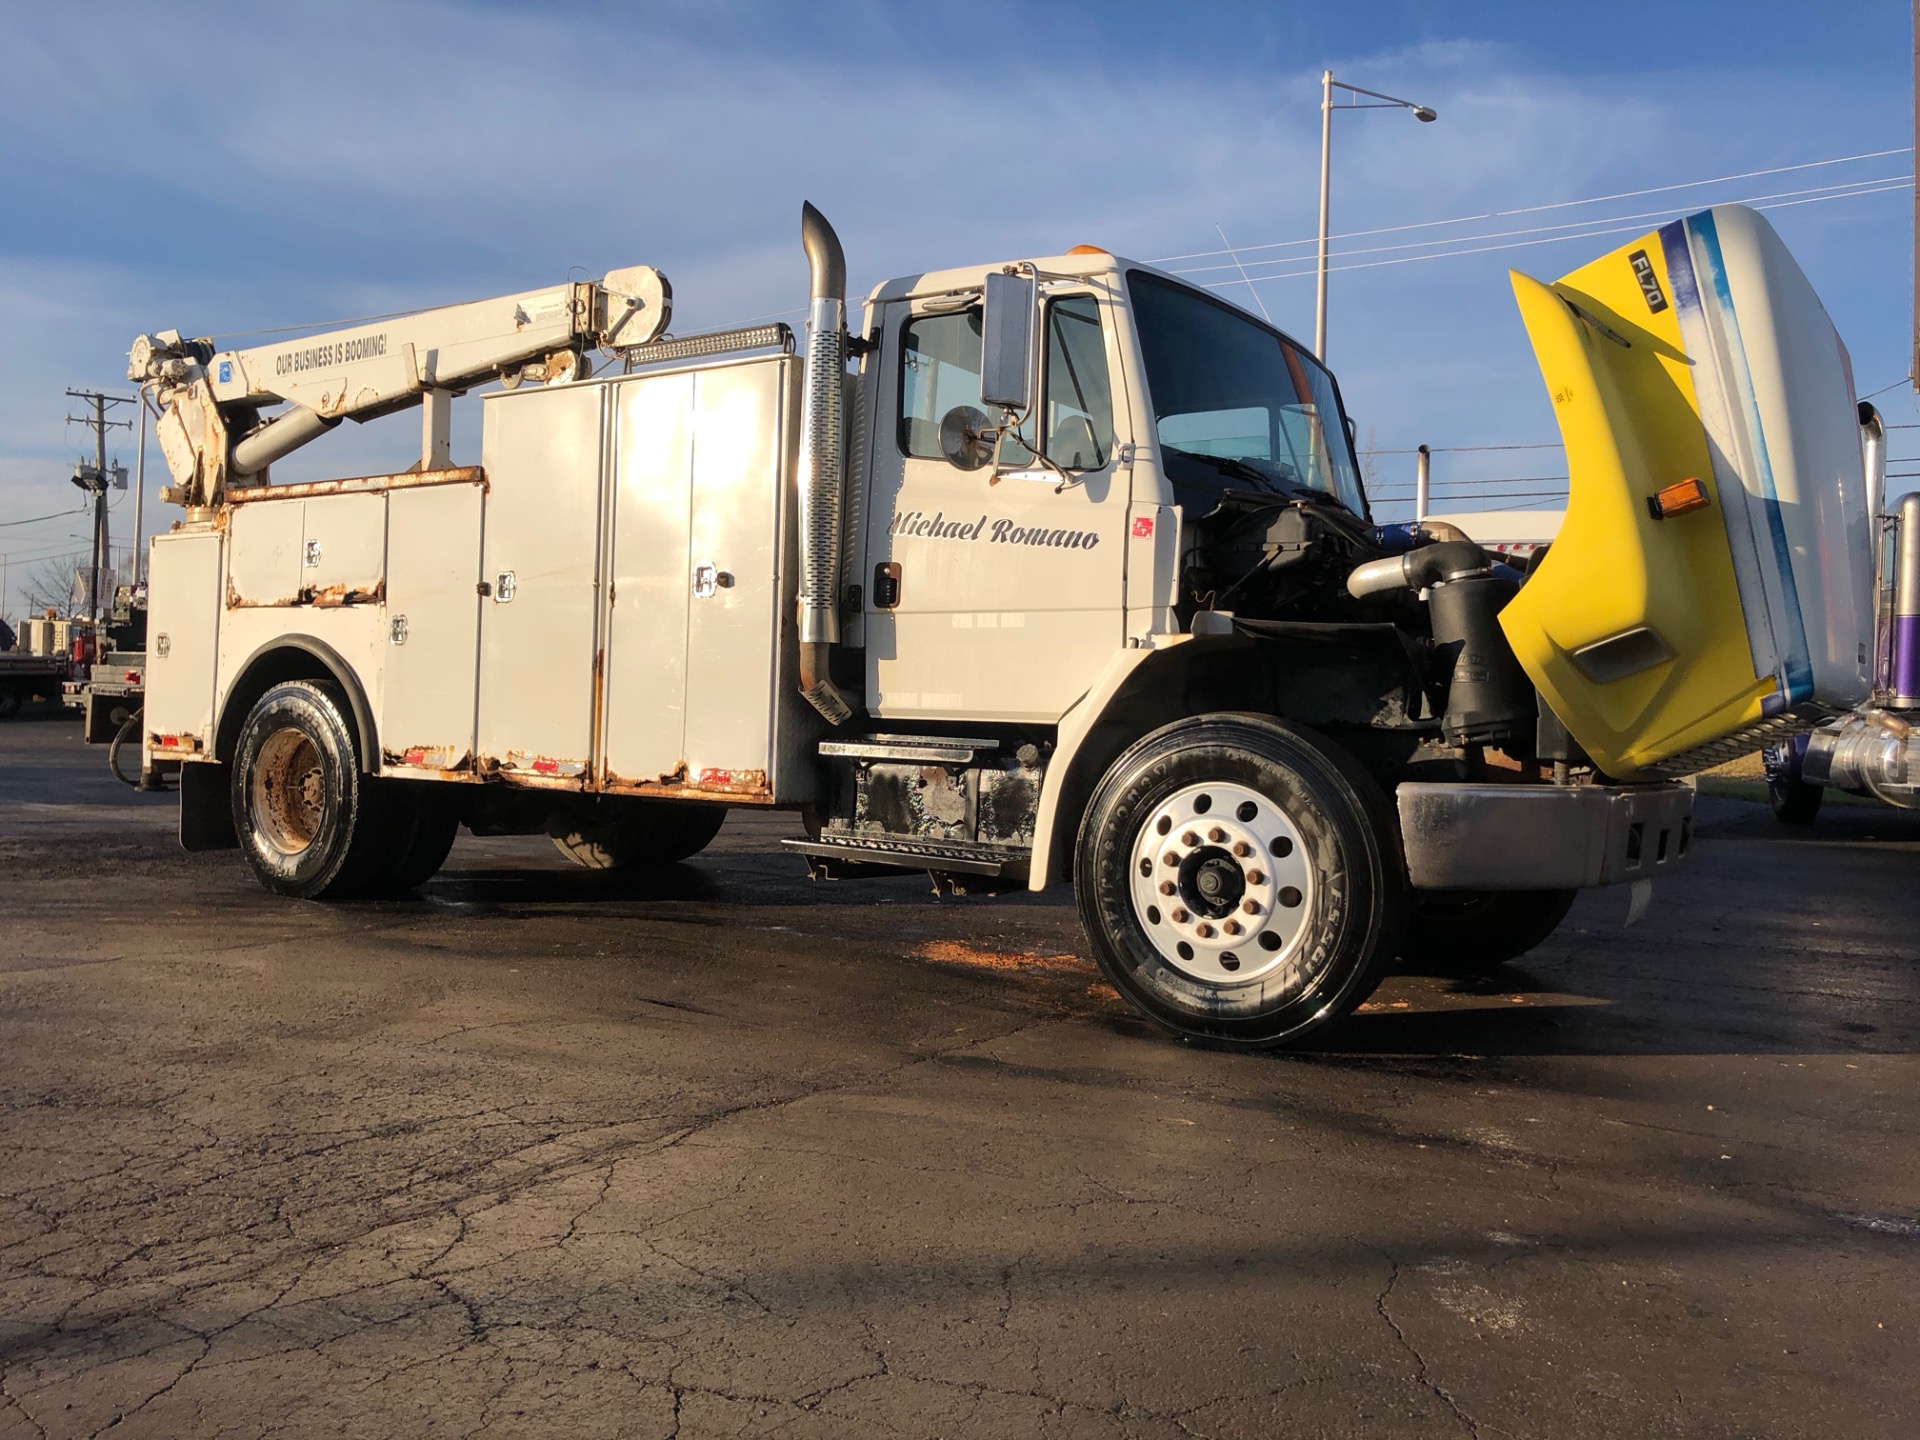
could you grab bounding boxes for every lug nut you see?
[1194,921,1214,938]
[1208,827,1226,843]
[1222,919,1242,936]
[1246,869,1266,886]
[1181,831,1200,847]
[1241,899,1262,915]
[1231,840,1251,857]
[1162,852,1180,867]
[1171,908,1190,924]
[1158,880,1177,896]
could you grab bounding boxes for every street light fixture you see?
[1315,70,1438,362]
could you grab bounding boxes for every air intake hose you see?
[796,202,855,725]
[1347,539,1535,747]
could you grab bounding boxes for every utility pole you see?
[64,389,135,629]
[132,388,155,585]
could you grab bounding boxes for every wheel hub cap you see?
[252,726,325,858]
[1128,781,1314,986]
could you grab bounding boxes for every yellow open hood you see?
[1502,205,1874,778]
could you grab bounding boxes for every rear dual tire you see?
[231,680,456,899]
[548,802,726,871]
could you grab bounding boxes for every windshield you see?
[1127,270,1367,517]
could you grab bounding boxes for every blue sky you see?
[1,0,1913,618]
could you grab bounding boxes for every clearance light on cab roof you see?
[1068,245,1109,256]
[1647,477,1711,520]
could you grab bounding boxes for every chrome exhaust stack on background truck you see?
[130,197,1877,1050]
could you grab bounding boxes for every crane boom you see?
[129,264,670,507]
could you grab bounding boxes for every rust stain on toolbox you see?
[604,764,775,804]
[228,577,386,610]
[383,745,475,780]
[222,466,486,505]
[299,579,385,609]
[480,751,590,786]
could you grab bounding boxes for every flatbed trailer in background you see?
[0,653,69,719]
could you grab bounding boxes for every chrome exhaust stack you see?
[795,201,855,725]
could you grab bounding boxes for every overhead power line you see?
[1173,175,1910,279]
[0,507,86,529]
[1153,145,1915,264]
[1194,180,1909,289]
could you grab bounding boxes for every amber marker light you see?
[1648,477,1712,520]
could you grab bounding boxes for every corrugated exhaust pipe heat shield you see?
[796,201,854,725]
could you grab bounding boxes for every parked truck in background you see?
[125,201,1874,1048]
[0,620,75,719]
[1762,438,1920,823]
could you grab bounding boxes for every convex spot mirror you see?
[939,405,996,471]
[980,271,1035,411]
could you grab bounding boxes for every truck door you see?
[865,289,1129,723]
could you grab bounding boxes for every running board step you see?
[818,733,1000,764]
[783,834,1022,878]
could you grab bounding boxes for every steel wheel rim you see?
[251,726,327,857]
[1127,780,1315,986]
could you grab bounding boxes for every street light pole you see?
[1313,71,1438,363]
[1315,70,1334,362]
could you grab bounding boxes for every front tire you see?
[1076,715,1407,1048]
[230,680,396,899]
[548,801,727,871]
[1399,889,1578,976]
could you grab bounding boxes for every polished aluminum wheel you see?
[1126,780,1315,986]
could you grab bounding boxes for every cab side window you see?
[899,311,989,458]
[896,294,1113,470]
[1043,296,1112,470]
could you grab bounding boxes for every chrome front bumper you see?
[1396,781,1694,891]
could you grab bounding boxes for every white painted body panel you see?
[226,501,304,607]
[383,481,485,772]
[144,530,224,754]
[604,370,695,785]
[476,383,607,779]
[215,605,384,744]
[299,492,386,602]
[683,361,793,786]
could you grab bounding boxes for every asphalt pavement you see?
[2,713,1917,1439]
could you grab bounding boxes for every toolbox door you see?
[602,371,694,787]
[382,480,484,774]
[475,383,605,781]
[144,530,223,753]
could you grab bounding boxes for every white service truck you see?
[129,202,1874,1047]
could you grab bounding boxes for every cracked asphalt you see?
[3,714,1919,1438]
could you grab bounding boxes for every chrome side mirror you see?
[939,405,996,471]
[979,271,1035,411]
